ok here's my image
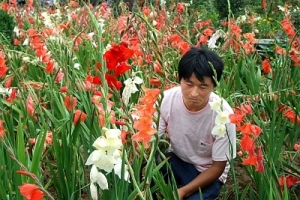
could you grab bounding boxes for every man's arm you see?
[177,160,227,199]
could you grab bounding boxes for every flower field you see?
[0,0,300,199]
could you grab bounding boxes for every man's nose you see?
[191,87,199,96]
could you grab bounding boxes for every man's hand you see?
[177,187,187,200]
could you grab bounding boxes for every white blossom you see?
[122,76,143,105]
[114,162,130,182]
[74,63,80,70]
[90,183,98,200]
[90,165,108,190]
[23,38,29,46]
[208,97,222,112]
[207,30,225,49]
[215,111,230,125]
[212,124,227,137]
[86,127,130,198]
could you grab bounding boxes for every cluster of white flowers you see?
[122,74,143,105]
[209,97,230,137]
[85,127,130,200]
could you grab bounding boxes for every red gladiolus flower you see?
[240,135,255,153]
[262,59,271,74]
[275,46,286,55]
[26,95,35,117]
[5,76,13,88]
[0,120,5,139]
[55,70,64,83]
[255,146,264,172]
[242,155,257,166]
[278,176,300,188]
[19,183,45,200]
[60,86,68,93]
[251,125,262,137]
[14,39,21,46]
[169,34,182,43]
[294,143,299,151]
[105,74,122,90]
[239,122,252,135]
[281,20,296,38]
[229,114,244,125]
[64,96,77,111]
[103,42,134,73]
[73,110,87,125]
[0,52,9,78]
[177,2,185,13]
[261,0,267,10]
[121,130,128,144]
[45,60,54,74]
[16,170,37,179]
[6,88,18,103]
[241,103,252,115]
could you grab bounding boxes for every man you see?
[158,47,236,200]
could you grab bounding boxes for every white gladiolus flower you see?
[114,162,130,182]
[0,86,12,95]
[122,76,143,105]
[86,127,129,198]
[90,165,108,190]
[93,154,116,173]
[90,183,98,200]
[22,56,31,63]
[207,30,225,49]
[209,97,222,112]
[23,38,29,46]
[88,32,95,40]
[13,26,20,37]
[212,124,227,137]
[74,63,80,70]
[215,111,230,125]
[85,149,106,165]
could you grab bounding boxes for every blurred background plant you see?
[0,9,15,42]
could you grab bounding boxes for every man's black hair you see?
[178,47,224,87]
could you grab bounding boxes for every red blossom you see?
[255,146,264,172]
[64,96,77,111]
[73,110,88,125]
[103,42,134,73]
[278,176,300,188]
[242,155,257,166]
[19,183,45,200]
[0,120,5,139]
[262,58,271,74]
[229,113,244,125]
[177,3,185,13]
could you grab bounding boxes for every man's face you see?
[180,73,214,112]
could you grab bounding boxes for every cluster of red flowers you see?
[277,104,300,124]
[90,42,134,90]
[280,16,300,66]
[230,103,264,172]
[63,95,87,125]
[131,86,160,148]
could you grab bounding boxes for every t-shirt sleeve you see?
[212,122,236,161]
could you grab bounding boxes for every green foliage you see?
[0,9,15,41]
[213,0,246,20]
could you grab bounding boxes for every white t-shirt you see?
[158,86,236,183]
